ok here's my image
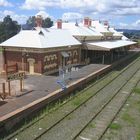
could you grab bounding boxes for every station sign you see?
[7,72,25,81]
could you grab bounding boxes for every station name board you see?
[7,72,25,81]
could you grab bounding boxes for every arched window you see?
[73,50,78,59]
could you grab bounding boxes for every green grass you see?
[133,100,140,112]
[88,123,96,128]
[122,113,135,124]
[1,97,73,138]
[133,88,140,94]
[138,40,140,46]
[67,116,72,120]
[137,132,140,140]
[72,98,84,106]
[109,123,121,130]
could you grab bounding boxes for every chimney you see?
[84,17,89,26]
[36,15,43,27]
[57,19,62,29]
[89,19,92,26]
[104,21,108,26]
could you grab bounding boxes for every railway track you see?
[74,67,140,140]
[35,57,140,140]
[4,56,140,140]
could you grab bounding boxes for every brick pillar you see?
[89,19,92,26]
[84,17,89,26]
[57,19,62,29]
[36,15,43,27]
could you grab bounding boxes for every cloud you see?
[0,0,13,7]
[36,11,50,19]
[21,0,98,10]
[0,10,54,24]
[118,19,140,29]
[0,10,28,24]
[135,20,140,25]
[3,10,14,16]
[20,0,140,29]
[21,0,140,16]
[62,12,83,21]
[111,7,140,15]
[21,0,60,10]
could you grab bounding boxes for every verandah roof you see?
[85,40,137,51]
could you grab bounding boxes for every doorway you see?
[61,52,69,68]
[27,58,35,74]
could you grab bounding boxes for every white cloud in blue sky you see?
[62,12,83,21]
[0,0,12,7]
[0,0,140,29]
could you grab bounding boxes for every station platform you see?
[0,64,108,121]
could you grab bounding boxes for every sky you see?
[0,0,140,30]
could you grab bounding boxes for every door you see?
[27,58,35,74]
[29,61,34,74]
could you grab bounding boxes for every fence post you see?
[20,79,23,92]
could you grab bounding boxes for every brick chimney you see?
[36,15,43,27]
[57,19,62,29]
[89,19,92,26]
[104,21,108,26]
[84,17,89,26]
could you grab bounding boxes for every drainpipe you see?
[82,36,88,64]
[2,46,6,72]
[102,52,105,64]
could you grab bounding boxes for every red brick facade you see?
[3,46,80,74]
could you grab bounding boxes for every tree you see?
[26,16,53,28]
[42,17,53,28]
[26,16,36,29]
[0,15,20,43]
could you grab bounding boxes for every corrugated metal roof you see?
[52,22,103,36]
[0,28,81,48]
[109,28,122,36]
[86,40,137,51]
[91,21,110,33]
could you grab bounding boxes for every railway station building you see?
[0,16,137,75]
[52,18,137,64]
[0,16,81,75]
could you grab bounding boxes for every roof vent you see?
[32,27,36,30]
[75,20,79,26]
[39,30,44,36]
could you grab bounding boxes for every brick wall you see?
[4,47,80,74]
[42,48,80,74]
[4,51,44,74]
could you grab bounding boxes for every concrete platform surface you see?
[0,64,107,119]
